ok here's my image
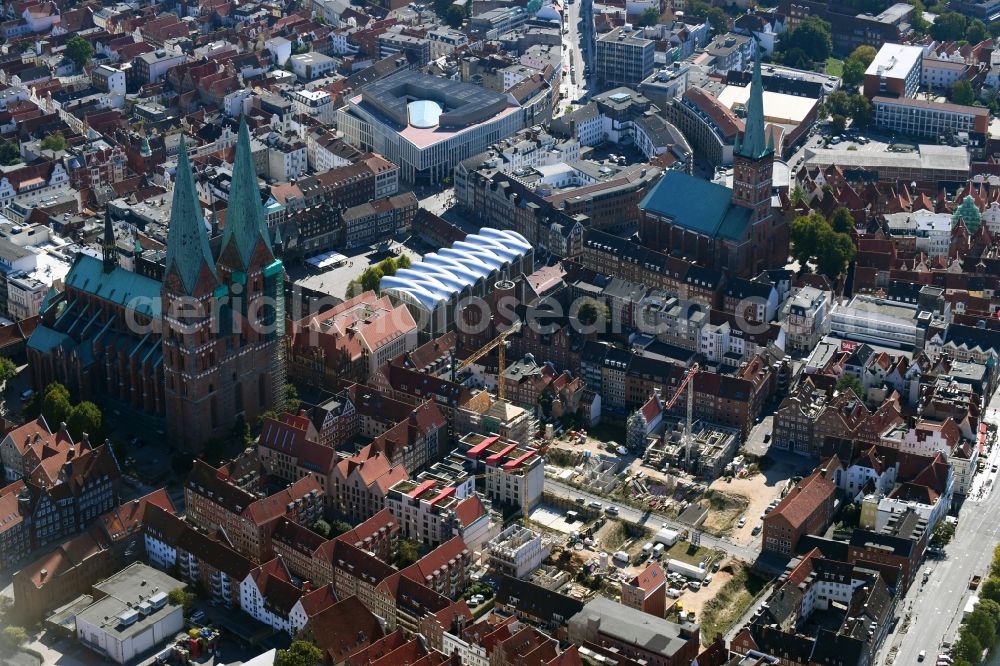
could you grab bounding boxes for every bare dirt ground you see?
[709,472,789,544]
[678,563,735,619]
[701,491,749,534]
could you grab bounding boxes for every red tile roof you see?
[308,595,386,663]
[628,562,666,594]
[765,461,837,530]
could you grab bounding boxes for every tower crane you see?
[451,320,523,402]
[663,363,699,468]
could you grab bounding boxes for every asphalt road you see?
[558,0,592,110]
[545,478,761,562]
[877,386,1000,665]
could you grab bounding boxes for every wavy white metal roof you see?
[380,228,530,309]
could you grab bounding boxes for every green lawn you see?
[825,58,843,77]
[664,540,717,566]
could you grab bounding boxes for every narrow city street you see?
[557,0,592,111]
[877,387,1000,665]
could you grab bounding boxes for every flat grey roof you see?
[571,596,694,657]
[360,70,510,129]
[804,145,970,172]
[93,562,184,603]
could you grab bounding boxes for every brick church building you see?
[638,50,789,277]
[27,120,285,451]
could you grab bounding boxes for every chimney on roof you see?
[59,422,68,436]
[39,569,47,581]
[66,447,74,461]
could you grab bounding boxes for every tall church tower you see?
[732,47,785,274]
[101,208,118,273]
[161,120,286,452]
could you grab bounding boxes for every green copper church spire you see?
[220,117,272,271]
[736,45,772,161]
[164,136,218,295]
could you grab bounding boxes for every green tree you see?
[790,184,806,205]
[637,6,660,26]
[980,576,1000,604]
[990,20,1000,39]
[577,299,608,326]
[849,94,872,127]
[378,257,398,277]
[836,374,865,397]
[67,401,103,441]
[932,12,968,41]
[0,141,20,166]
[950,80,976,105]
[284,383,300,413]
[275,640,324,666]
[312,519,332,537]
[815,228,856,279]
[954,626,983,664]
[976,598,1000,627]
[231,414,252,447]
[397,254,411,269]
[842,45,877,87]
[830,114,847,134]
[779,15,832,64]
[704,7,728,33]
[0,626,27,650]
[842,58,866,87]
[790,211,825,264]
[966,18,989,43]
[831,207,855,234]
[168,588,196,616]
[967,608,998,649]
[444,4,466,27]
[931,519,956,548]
[360,266,383,292]
[910,0,930,35]
[395,539,420,567]
[990,545,1000,577]
[0,357,15,386]
[65,35,95,70]
[332,520,353,536]
[779,46,812,70]
[40,132,67,152]
[824,91,852,118]
[42,382,72,427]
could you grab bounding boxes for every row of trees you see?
[28,382,104,442]
[822,91,872,133]
[789,208,857,280]
[930,12,991,44]
[952,544,1000,665]
[357,254,412,293]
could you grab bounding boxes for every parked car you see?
[737,517,746,528]
[751,524,762,536]
[918,651,926,662]
[588,501,602,510]
[605,506,619,516]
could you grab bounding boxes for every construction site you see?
[644,420,741,479]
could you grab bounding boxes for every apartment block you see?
[596,28,655,88]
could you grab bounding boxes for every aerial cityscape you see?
[0,0,998,665]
